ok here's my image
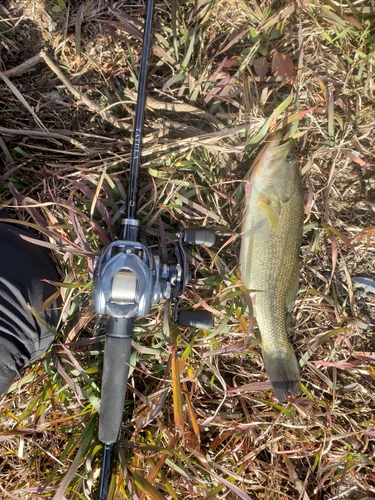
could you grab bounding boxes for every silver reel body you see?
[93,240,180,318]
[93,228,215,328]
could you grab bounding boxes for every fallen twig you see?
[0,126,94,153]
[3,54,42,78]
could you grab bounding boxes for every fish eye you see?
[286,153,295,163]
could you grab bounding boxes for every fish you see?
[239,131,304,402]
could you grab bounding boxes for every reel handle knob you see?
[177,310,213,329]
[182,229,216,248]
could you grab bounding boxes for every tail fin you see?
[262,343,301,402]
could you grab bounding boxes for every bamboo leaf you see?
[132,471,168,500]
[171,346,184,432]
[248,91,294,145]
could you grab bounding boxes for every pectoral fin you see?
[257,199,280,230]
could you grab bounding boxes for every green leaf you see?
[248,27,259,42]
[248,91,294,145]
[0,137,15,165]
[148,166,171,178]
[52,5,62,12]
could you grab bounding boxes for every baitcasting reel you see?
[93,223,216,329]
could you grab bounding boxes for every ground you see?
[0,0,375,499]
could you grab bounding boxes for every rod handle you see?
[99,317,133,444]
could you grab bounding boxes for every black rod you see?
[127,0,155,221]
[98,444,114,500]
[97,3,155,496]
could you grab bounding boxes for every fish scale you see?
[240,132,304,402]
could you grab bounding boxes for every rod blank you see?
[127,0,155,222]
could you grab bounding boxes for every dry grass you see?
[0,0,375,499]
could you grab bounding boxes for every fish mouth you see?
[264,131,292,161]
[249,130,294,178]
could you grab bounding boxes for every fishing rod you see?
[92,1,216,498]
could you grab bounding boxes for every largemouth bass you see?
[239,132,304,402]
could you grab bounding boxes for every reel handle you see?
[182,228,216,248]
[177,309,213,329]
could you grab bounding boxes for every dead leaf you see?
[345,16,364,30]
[346,151,367,167]
[253,57,268,78]
[272,52,294,81]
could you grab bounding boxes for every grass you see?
[0,0,375,498]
